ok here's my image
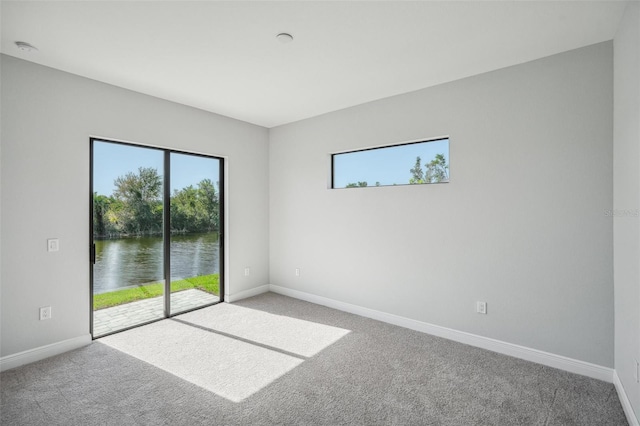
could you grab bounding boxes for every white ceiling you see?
[0,1,629,128]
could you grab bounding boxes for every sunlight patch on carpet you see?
[99,320,302,402]
[98,305,350,402]
[176,303,351,358]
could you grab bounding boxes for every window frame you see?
[330,136,450,189]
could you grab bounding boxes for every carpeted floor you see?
[0,292,629,425]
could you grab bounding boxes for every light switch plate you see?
[47,239,59,252]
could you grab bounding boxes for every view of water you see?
[93,232,220,294]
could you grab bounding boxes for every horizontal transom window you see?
[331,137,449,189]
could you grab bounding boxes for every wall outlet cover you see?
[39,306,52,320]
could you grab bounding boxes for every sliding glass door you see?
[169,153,222,315]
[90,139,223,337]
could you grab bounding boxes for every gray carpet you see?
[0,292,628,425]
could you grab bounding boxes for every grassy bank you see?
[94,274,219,310]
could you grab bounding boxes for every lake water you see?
[93,232,220,294]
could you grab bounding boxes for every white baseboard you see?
[0,334,91,372]
[269,284,614,383]
[614,371,640,426]
[226,284,270,303]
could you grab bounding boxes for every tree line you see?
[345,153,448,188]
[93,167,220,238]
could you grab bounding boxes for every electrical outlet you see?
[244,267,250,276]
[476,301,487,314]
[295,268,300,277]
[39,306,52,321]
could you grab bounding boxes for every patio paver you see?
[93,289,219,336]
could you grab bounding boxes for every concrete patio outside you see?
[93,289,219,337]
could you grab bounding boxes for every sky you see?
[93,141,220,196]
[333,138,449,188]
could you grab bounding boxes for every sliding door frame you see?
[89,137,225,338]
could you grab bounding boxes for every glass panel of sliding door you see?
[91,141,165,337]
[169,153,222,315]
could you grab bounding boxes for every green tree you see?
[407,153,449,184]
[197,179,219,231]
[409,156,424,184]
[170,179,219,233]
[171,185,198,232]
[345,181,368,188]
[105,198,125,234]
[93,193,112,237]
[425,153,449,183]
[112,167,163,235]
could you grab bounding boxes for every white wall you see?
[614,1,640,419]
[0,56,269,357]
[270,42,614,367]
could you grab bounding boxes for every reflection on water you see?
[93,232,219,294]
